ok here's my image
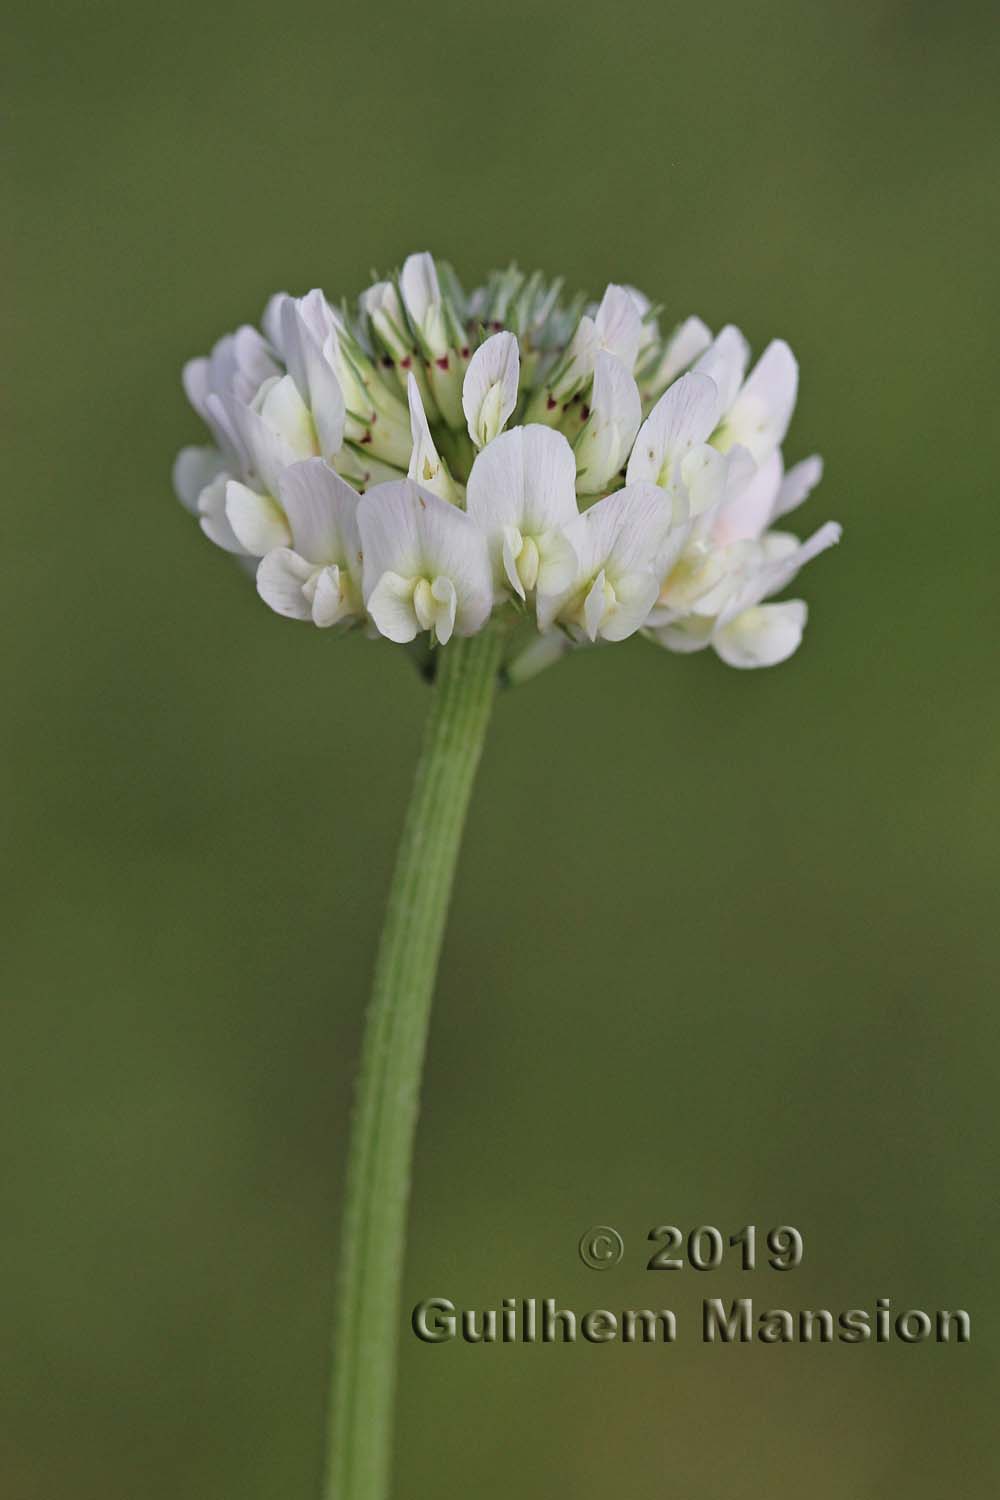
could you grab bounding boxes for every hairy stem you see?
[323,627,504,1500]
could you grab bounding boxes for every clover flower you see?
[174,252,840,670]
[172,255,847,1500]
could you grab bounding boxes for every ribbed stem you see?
[323,627,504,1500]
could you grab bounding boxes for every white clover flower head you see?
[173,252,841,676]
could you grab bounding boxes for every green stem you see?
[323,626,504,1500]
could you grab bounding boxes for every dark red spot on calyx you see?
[546,394,557,410]
[435,355,450,371]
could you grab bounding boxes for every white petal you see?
[583,571,608,642]
[647,616,716,654]
[197,473,247,554]
[297,287,339,347]
[230,326,281,402]
[625,371,721,488]
[593,284,644,370]
[774,454,823,519]
[255,374,318,460]
[764,520,841,592]
[610,482,687,577]
[400,252,440,327]
[711,449,783,544]
[601,570,661,641]
[679,443,731,523]
[193,325,279,411]
[722,340,798,461]
[759,531,801,564]
[714,600,808,668]
[200,392,242,464]
[357,480,425,585]
[256,548,315,621]
[625,285,652,317]
[368,571,419,643]
[574,352,642,496]
[535,529,578,600]
[559,315,600,391]
[277,458,361,568]
[694,325,750,414]
[501,527,526,600]
[405,372,437,481]
[718,521,841,622]
[430,575,458,645]
[466,426,579,601]
[563,482,679,583]
[358,480,492,637]
[225,480,292,556]
[362,278,403,323]
[205,336,238,405]
[363,279,413,362]
[261,292,286,350]
[182,357,210,419]
[543,482,680,636]
[269,296,304,382]
[311,565,350,628]
[277,295,346,460]
[624,285,659,352]
[653,316,713,388]
[654,539,742,620]
[406,374,457,501]
[467,425,577,532]
[217,393,300,496]
[463,332,520,448]
[518,427,580,532]
[400,252,449,354]
[173,446,224,513]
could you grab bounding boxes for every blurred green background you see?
[5,0,999,1495]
